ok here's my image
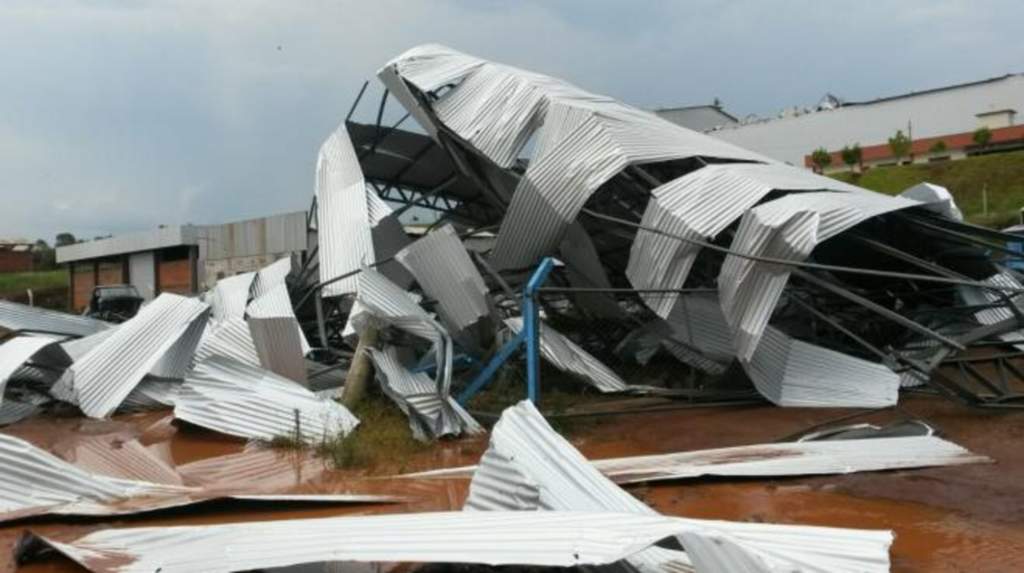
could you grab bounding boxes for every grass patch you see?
[0,270,67,297]
[830,150,1024,227]
[269,396,428,473]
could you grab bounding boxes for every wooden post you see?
[341,324,378,409]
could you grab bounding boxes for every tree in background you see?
[840,144,863,172]
[888,130,912,164]
[32,239,56,270]
[55,232,76,247]
[929,139,948,154]
[810,147,832,173]
[972,127,992,148]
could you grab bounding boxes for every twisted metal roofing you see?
[55,294,210,418]
[0,299,109,338]
[394,224,491,334]
[379,44,768,271]
[0,336,71,406]
[367,345,482,440]
[175,355,358,444]
[505,317,627,392]
[464,401,893,573]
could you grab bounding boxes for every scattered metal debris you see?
[0,433,396,523]
[175,355,359,444]
[463,401,894,573]
[51,293,210,418]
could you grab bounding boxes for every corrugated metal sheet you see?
[249,317,309,385]
[380,44,768,271]
[175,355,358,444]
[627,163,864,318]
[464,401,893,573]
[0,399,42,426]
[315,123,386,297]
[589,435,990,484]
[0,299,110,338]
[247,281,311,360]
[0,336,71,405]
[394,224,491,334]
[194,317,260,367]
[27,510,710,573]
[250,257,292,300]
[61,327,118,361]
[54,294,210,419]
[559,222,624,319]
[720,191,918,362]
[505,318,627,392]
[0,432,177,518]
[119,379,180,412]
[744,325,900,407]
[0,433,393,523]
[367,345,482,440]
[207,271,255,324]
[354,268,452,396]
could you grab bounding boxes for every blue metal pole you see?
[523,257,555,406]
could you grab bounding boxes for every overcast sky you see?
[2,0,1022,242]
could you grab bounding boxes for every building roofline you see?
[651,104,739,123]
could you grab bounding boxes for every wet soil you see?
[3,394,1023,572]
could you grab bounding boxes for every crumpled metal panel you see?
[367,345,482,440]
[627,163,864,318]
[0,399,43,426]
[589,435,990,484]
[0,336,71,406]
[559,223,625,319]
[249,317,310,385]
[119,379,180,412]
[61,327,118,361]
[505,318,627,392]
[175,355,358,444]
[206,271,255,324]
[720,191,918,361]
[899,182,964,221]
[745,325,900,407]
[0,299,110,338]
[380,44,768,271]
[353,267,453,397]
[0,433,394,523]
[394,224,491,334]
[464,401,893,573]
[27,510,715,573]
[0,432,174,518]
[194,317,260,367]
[250,257,293,300]
[54,294,210,418]
[316,123,396,297]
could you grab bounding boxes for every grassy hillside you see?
[0,270,68,310]
[830,150,1024,229]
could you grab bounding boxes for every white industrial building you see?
[656,73,1024,171]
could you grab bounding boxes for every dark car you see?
[85,285,144,323]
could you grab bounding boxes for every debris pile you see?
[0,42,1019,573]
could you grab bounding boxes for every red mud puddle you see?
[647,481,1024,573]
[4,397,1024,572]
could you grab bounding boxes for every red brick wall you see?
[97,260,125,285]
[72,263,96,312]
[157,259,192,295]
[0,251,33,273]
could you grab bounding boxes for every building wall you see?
[128,252,156,300]
[0,251,33,273]
[712,74,1024,166]
[96,259,126,286]
[71,262,96,312]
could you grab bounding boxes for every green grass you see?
[270,396,428,473]
[0,270,67,297]
[830,150,1024,229]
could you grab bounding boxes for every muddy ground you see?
[2,394,1023,573]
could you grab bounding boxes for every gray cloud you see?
[1,0,1021,242]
